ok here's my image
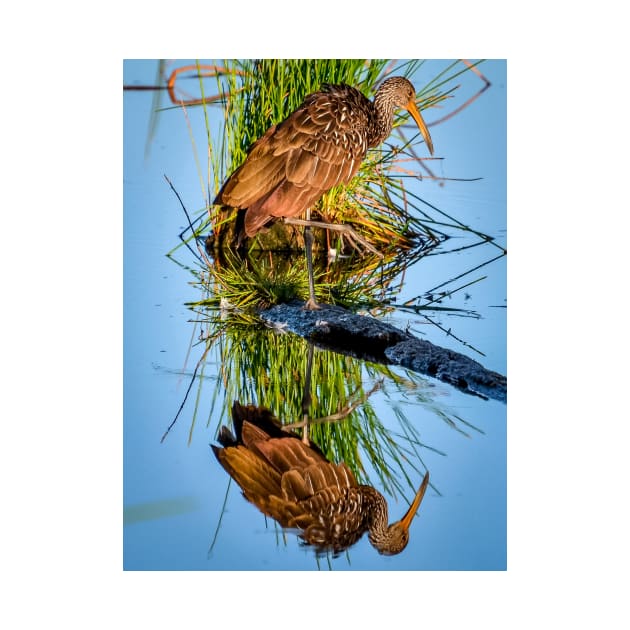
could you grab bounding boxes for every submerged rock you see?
[260,301,506,403]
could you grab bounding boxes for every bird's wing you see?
[212,444,282,500]
[213,124,285,208]
[279,460,358,502]
[214,87,370,222]
[273,93,368,189]
[250,435,328,475]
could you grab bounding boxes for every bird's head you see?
[378,76,434,156]
[372,471,430,556]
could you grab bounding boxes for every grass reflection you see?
[167,310,480,501]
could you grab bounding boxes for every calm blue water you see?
[123,59,507,570]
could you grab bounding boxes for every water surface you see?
[123,59,507,570]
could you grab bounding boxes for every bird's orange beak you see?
[406,100,434,156]
[398,471,430,532]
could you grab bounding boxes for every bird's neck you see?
[368,91,397,147]
[364,488,390,544]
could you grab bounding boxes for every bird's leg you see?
[283,217,384,259]
[302,207,321,311]
[301,409,310,445]
[300,343,314,444]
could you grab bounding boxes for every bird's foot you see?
[282,217,384,259]
[303,298,321,311]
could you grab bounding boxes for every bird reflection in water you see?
[212,401,430,556]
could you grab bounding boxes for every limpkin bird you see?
[212,401,430,556]
[213,76,434,310]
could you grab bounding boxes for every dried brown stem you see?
[284,380,383,430]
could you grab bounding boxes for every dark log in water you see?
[260,301,506,403]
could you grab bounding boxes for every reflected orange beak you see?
[398,471,430,531]
[406,99,434,156]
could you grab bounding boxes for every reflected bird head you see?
[371,471,430,555]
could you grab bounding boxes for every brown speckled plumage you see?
[213,76,434,238]
[212,401,430,556]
